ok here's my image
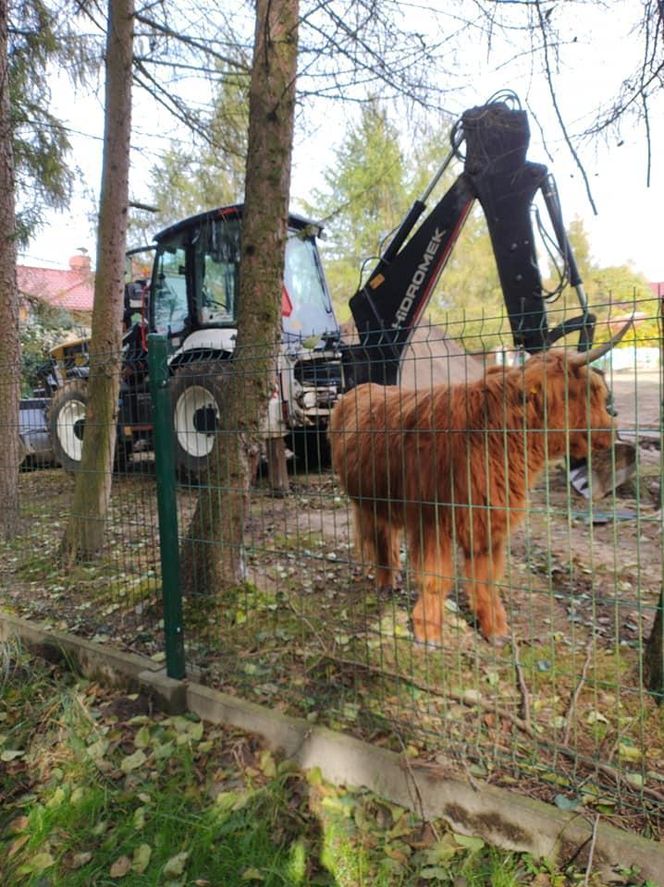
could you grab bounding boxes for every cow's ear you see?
[527,379,543,402]
[525,375,549,415]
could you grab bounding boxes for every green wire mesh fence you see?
[157,292,664,837]
[1,293,662,839]
[0,342,165,658]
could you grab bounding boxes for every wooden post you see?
[266,436,289,496]
[644,289,664,702]
[645,588,663,703]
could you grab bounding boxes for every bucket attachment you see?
[569,440,637,501]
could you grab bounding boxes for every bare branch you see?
[134,11,250,72]
[534,0,598,213]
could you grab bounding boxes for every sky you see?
[18,1,664,284]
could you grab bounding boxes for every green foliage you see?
[9,1,96,243]
[546,217,658,347]
[430,208,507,351]
[304,100,408,321]
[129,69,249,245]
[19,298,84,395]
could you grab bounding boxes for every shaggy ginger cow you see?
[329,332,629,645]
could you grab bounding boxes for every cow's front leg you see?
[463,543,508,643]
[410,531,453,646]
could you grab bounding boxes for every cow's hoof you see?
[377,584,417,605]
[413,636,444,650]
[411,621,444,649]
[398,585,419,605]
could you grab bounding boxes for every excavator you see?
[22,91,631,493]
[344,91,594,382]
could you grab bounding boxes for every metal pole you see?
[660,287,664,513]
[148,333,186,679]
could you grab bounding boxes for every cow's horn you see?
[568,317,634,367]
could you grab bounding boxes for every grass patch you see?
[2,470,662,845]
[2,646,650,886]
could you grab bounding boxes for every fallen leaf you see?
[625,772,645,787]
[1,749,25,762]
[419,866,451,880]
[188,721,204,741]
[8,835,29,859]
[132,843,152,874]
[121,749,147,773]
[134,726,151,748]
[86,738,109,762]
[259,750,276,778]
[71,786,87,805]
[215,791,242,812]
[46,786,66,808]
[452,833,485,852]
[110,855,132,879]
[385,846,410,865]
[618,743,641,762]
[554,794,580,811]
[28,852,55,873]
[153,741,174,760]
[163,850,189,879]
[70,851,93,870]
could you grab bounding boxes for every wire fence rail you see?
[1,295,663,843]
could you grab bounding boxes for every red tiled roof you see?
[17,256,94,313]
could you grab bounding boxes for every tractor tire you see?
[48,380,133,474]
[48,380,89,473]
[170,359,230,482]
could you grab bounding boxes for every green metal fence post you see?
[148,333,186,679]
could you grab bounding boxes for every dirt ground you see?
[610,370,662,432]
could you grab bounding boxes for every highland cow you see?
[329,331,630,645]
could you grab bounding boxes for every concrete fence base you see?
[1,611,662,885]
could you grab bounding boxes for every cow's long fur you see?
[329,352,615,644]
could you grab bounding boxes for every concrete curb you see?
[2,610,662,884]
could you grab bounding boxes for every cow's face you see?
[519,354,616,458]
[565,363,615,458]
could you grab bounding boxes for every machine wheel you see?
[48,380,133,474]
[48,380,89,473]
[170,360,230,481]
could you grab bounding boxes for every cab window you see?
[196,218,240,326]
[152,246,188,336]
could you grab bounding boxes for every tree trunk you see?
[0,0,21,541]
[267,436,289,496]
[181,0,299,593]
[645,587,663,704]
[61,0,134,564]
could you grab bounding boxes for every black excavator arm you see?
[345,96,595,386]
